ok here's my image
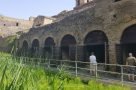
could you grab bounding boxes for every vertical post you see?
[75,60,78,77]
[69,45,70,60]
[20,57,22,64]
[25,57,27,64]
[31,57,33,65]
[95,64,98,78]
[48,59,50,69]
[60,60,62,68]
[104,42,107,64]
[24,57,26,64]
[38,58,40,66]
[121,65,124,86]
[50,46,53,67]
[75,45,77,61]
[51,46,53,59]
[90,63,91,75]
[60,46,63,67]
[75,45,78,77]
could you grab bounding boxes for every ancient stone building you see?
[18,0,136,65]
[0,15,33,28]
[0,15,33,51]
[32,16,55,28]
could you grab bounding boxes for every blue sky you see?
[0,0,75,19]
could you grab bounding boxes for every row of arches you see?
[21,24,136,64]
[21,30,108,63]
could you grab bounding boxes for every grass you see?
[0,52,131,90]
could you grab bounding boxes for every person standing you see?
[126,53,136,81]
[89,52,97,76]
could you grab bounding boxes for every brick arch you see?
[113,20,136,43]
[119,24,136,64]
[84,30,108,44]
[19,33,31,48]
[31,39,40,48]
[106,20,136,65]
[30,37,42,47]
[19,40,29,56]
[22,40,29,49]
[121,24,136,44]
[19,39,30,48]
[44,37,55,47]
[61,34,77,46]
[30,38,40,56]
[60,34,77,60]
[43,37,55,58]
[41,35,57,47]
[80,25,106,45]
[83,30,109,63]
[58,32,78,46]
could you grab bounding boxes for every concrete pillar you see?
[108,41,118,71]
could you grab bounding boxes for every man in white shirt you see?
[89,52,97,76]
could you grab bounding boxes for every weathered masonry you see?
[18,0,136,65]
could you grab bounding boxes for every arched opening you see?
[44,37,55,58]
[120,24,136,64]
[31,39,39,56]
[21,40,29,56]
[61,34,76,60]
[84,30,108,63]
[22,40,28,50]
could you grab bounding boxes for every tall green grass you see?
[0,52,131,90]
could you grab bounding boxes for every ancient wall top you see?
[0,15,33,28]
[75,0,93,7]
[75,0,123,9]
[32,15,55,28]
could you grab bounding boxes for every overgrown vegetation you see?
[0,52,131,90]
[0,35,17,52]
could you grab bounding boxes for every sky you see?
[0,0,75,20]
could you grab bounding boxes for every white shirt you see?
[89,55,97,65]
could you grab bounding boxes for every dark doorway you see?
[120,24,136,64]
[22,40,28,50]
[84,31,108,63]
[44,37,55,58]
[31,39,39,56]
[61,34,76,60]
[122,43,136,64]
[84,44,105,63]
[21,40,29,56]
[61,46,69,60]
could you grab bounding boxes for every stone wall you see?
[0,15,33,52]
[0,15,33,28]
[33,16,55,27]
[19,0,136,64]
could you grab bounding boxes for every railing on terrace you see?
[9,56,136,86]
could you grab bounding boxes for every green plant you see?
[0,52,131,90]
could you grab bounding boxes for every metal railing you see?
[13,56,136,86]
